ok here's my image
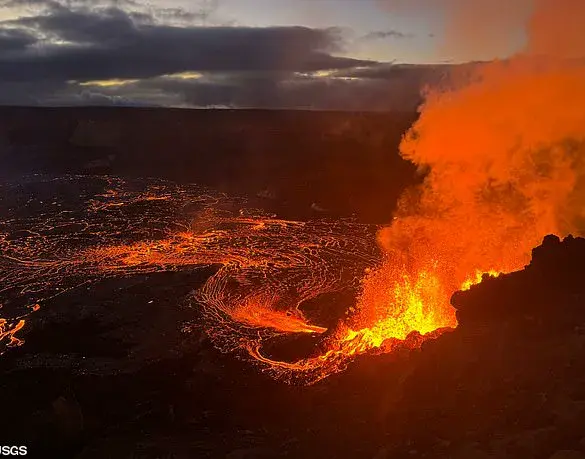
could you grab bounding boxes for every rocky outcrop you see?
[381,235,585,458]
[452,234,585,328]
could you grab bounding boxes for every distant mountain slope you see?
[0,107,420,222]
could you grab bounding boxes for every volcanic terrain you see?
[1,108,585,459]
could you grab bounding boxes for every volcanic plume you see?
[347,0,585,344]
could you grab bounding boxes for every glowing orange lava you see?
[232,296,327,334]
[335,268,501,357]
[0,174,541,383]
[0,318,25,353]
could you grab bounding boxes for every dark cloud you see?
[2,0,139,10]
[0,6,372,83]
[335,63,448,80]
[153,0,219,24]
[2,0,63,10]
[137,74,287,109]
[0,63,443,110]
[0,1,439,109]
[11,7,143,44]
[71,89,151,106]
[0,28,37,52]
[361,30,414,40]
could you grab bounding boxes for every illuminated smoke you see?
[353,0,585,337]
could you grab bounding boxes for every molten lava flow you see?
[4,0,585,384]
[0,318,25,354]
[232,296,327,334]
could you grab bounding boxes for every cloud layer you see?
[0,0,441,108]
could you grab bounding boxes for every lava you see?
[231,297,327,334]
[0,176,381,381]
[1,175,463,383]
[342,0,585,366]
[0,318,25,353]
[0,171,576,384]
[461,271,501,292]
[3,0,585,382]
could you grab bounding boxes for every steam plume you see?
[354,0,585,333]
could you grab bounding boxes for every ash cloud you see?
[44,68,432,111]
[356,0,585,329]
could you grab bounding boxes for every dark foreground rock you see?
[3,235,585,459]
[383,235,585,459]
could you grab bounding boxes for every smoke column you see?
[353,0,585,332]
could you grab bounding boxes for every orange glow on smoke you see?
[336,0,585,368]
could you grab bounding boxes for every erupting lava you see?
[337,0,585,374]
[231,297,327,335]
[0,175,495,382]
[247,0,585,380]
[0,318,25,354]
[2,1,585,384]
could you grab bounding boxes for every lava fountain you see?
[328,0,585,363]
[246,0,585,380]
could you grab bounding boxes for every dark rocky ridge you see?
[383,234,585,459]
[0,107,419,222]
[2,235,585,458]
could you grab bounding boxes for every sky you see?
[0,0,532,109]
